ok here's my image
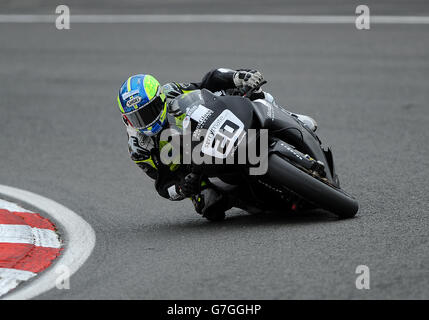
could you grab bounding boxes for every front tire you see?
[265,154,358,218]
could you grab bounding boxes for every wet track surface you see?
[0,1,428,299]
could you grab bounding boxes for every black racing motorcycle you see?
[171,82,358,221]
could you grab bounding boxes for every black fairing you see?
[251,100,334,181]
[178,89,335,183]
[183,90,254,177]
[200,89,254,129]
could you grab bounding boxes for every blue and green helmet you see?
[117,74,167,136]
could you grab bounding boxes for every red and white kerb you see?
[0,199,62,297]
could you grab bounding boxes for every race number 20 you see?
[202,110,245,159]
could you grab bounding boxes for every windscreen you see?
[171,90,205,114]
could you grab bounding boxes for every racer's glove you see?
[128,136,151,161]
[233,69,264,91]
[176,173,201,198]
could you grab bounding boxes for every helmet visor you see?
[125,96,164,129]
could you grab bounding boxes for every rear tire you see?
[265,154,358,218]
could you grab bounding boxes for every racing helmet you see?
[117,74,167,136]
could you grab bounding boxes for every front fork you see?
[269,138,326,177]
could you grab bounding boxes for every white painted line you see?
[0,199,33,212]
[0,14,428,24]
[0,268,36,297]
[0,185,96,300]
[0,225,61,248]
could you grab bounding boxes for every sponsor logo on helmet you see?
[126,96,142,107]
[122,89,139,100]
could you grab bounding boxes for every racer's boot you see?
[191,188,232,221]
[261,92,318,132]
[292,113,318,132]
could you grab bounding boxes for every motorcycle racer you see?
[116,68,316,220]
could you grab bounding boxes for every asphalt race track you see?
[0,1,428,299]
